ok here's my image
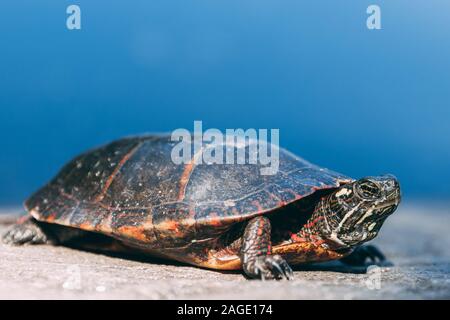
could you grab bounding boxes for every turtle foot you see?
[2,219,57,245]
[340,245,392,267]
[252,255,294,281]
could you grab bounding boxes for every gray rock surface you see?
[0,203,449,299]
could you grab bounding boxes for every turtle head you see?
[311,175,401,249]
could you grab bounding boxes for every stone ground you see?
[0,202,449,299]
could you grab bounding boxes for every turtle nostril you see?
[382,175,400,191]
[385,180,401,199]
[387,180,398,191]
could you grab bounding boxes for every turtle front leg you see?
[240,216,293,280]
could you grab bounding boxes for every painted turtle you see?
[3,135,401,280]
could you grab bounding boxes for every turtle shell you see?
[26,135,353,248]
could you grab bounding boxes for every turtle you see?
[2,135,401,280]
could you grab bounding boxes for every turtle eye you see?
[355,180,381,199]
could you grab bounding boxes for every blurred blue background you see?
[0,0,449,205]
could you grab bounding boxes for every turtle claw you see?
[341,245,391,267]
[254,255,294,281]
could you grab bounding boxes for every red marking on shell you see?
[208,212,222,226]
[252,201,264,212]
[45,212,58,223]
[117,225,148,242]
[177,162,195,201]
[79,221,95,231]
[267,192,281,202]
[94,143,142,203]
[177,147,204,201]
[162,220,180,232]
